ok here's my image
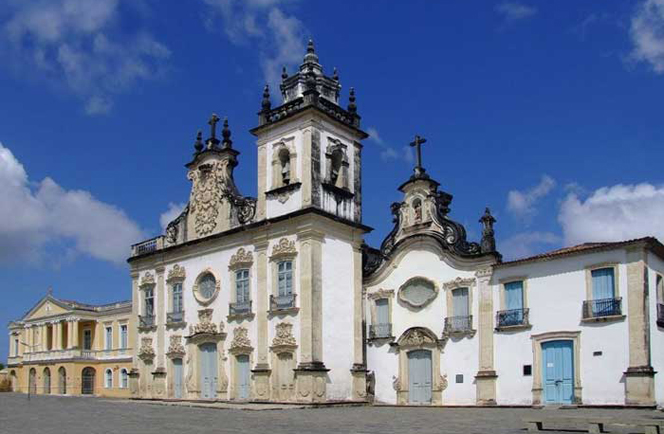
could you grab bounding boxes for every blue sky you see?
[2,0,664,361]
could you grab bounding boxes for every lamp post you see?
[19,341,39,401]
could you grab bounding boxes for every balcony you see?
[139,314,155,328]
[131,236,164,257]
[496,308,530,330]
[270,294,297,312]
[657,303,664,328]
[20,348,131,363]
[369,323,393,340]
[229,301,252,316]
[167,311,185,324]
[582,297,622,320]
[443,315,475,337]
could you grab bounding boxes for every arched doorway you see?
[58,367,67,394]
[43,368,51,394]
[81,367,95,395]
[28,368,36,394]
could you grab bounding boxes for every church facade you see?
[7,42,664,407]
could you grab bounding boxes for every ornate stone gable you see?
[188,309,222,336]
[442,277,476,291]
[229,327,253,354]
[271,238,296,258]
[229,248,253,270]
[140,272,155,287]
[138,338,156,362]
[167,264,186,282]
[166,335,185,358]
[188,159,233,237]
[271,322,297,350]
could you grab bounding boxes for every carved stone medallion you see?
[138,338,156,362]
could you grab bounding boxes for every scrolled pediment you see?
[229,248,253,270]
[442,276,476,291]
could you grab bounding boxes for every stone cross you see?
[409,135,427,176]
[208,113,220,140]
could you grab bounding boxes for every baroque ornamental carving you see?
[138,338,156,362]
[443,277,476,291]
[271,322,297,349]
[189,309,222,336]
[166,335,186,358]
[271,238,296,257]
[398,277,438,309]
[140,272,155,287]
[367,289,395,300]
[167,264,186,282]
[229,248,253,269]
[229,327,253,353]
[188,160,233,237]
[396,327,440,348]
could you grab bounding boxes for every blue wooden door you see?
[173,358,183,399]
[199,343,217,399]
[237,355,251,400]
[408,350,432,405]
[542,340,574,404]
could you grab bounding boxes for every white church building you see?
[12,41,664,407]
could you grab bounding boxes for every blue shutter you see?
[453,288,469,317]
[592,268,615,300]
[376,299,389,325]
[505,281,524,311]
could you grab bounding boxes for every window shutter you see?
[452,288,469,317]
[376,299,389,325]
[592,268,615,300]
[505,281,524,311]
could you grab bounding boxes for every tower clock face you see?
[198,273,216,300]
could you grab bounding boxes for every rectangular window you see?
[591,267,615,300]
[504,281,524,311]
[523,365,532,376]
[120,325,128,349]
[14,338,19,356]
[278,261,293,296]
[236,269,250,303]
[172,283,183,313]
[452,288,469,317]
[105,326,112,350]
[144,288,154,316]
[83,329,92,350]
[376,299,389,325]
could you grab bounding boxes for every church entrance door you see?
[173,358,183,399]
[199,343,218,399]
[236,355,251,400]
[408,349,432,405]
[276,352,295,401]
[542,340,574,404]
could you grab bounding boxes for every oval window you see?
[399,277,437,308]
[198,273,217,300]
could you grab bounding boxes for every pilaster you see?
[475,267,497,405]
[301,127,313,207]
[156,265,166,370]
[254,237,270,370]
[625,248,656,406]
[256,144,267,220]
[351,243,367,401]
[72,320,79,348]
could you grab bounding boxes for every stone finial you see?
[333,67,339,81]
[348,87,357,114]
[261,84,271,112]
[479,207,497,253]
[281,66,288,81]
[194,130,203,153]
[303,38,319,63]
[221,117,232,148]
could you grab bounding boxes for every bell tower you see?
[250,40,367,224]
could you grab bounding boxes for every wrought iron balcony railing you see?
[657,303,664,327]
[496,308,530,328]
[444,315,473,333]
[270,294,297,311]
[582,297,622,319]
[139,314,155,327]
[229,301,252,315]
[167,311,184,324]
[369,323,392,339]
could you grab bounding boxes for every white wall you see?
[647,252,664,407]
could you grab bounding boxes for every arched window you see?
[58,367,67,394]
[278,147,291,186]
[43,367,51,394]
[105,369,113,389]
[329,149,344,187]
[120,369,128,389]
[412,198,422,223]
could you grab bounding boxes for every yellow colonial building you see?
[6,292,134,397]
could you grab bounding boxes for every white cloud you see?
[0,142,144,265]
[558,183,664,245]
[366,126,413,163]
[2,0,170,114]
[499,231,561,261]
[202,0,305,91]
[160,202,186,231]
[629,0,664,74]
[495,2,538,22]
[507,175,556,219]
